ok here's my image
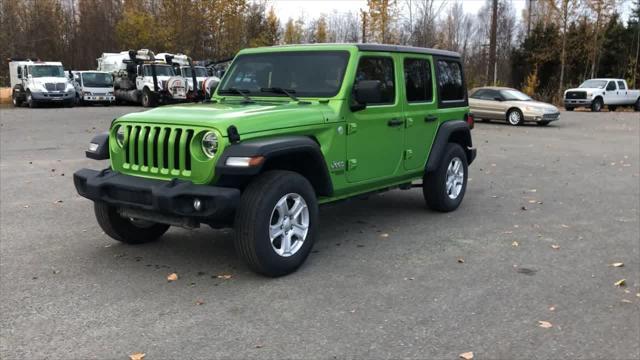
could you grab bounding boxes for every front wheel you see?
[26,91,37,108]
[591,98,603,112]
[234,170,318,277]
[94,202,169,244]
[141,88,156,107]
[423,143,468,212]
[507,109,524,126]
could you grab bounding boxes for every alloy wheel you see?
[445,157,465,199]
[269,193,309,257]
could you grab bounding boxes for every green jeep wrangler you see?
[74,44,476,276]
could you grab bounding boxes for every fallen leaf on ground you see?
[528,200,537,203]
[167,273,178,281]
[380,233,389,238]
[255,344,263,349]
[529,189,537,192]
[503,231,513,234]
[512,241,519,247]
[54,200,63,204]
[195,299,205,305]
[610,262,624,267]
[404,277,415,281]
[549,306,556,311]
[216,274,232,279]
[551,244,560,250]
[23,205,30,208]
[129,352,145,360]
[459,351,474,360]
[457,258,465,263]
[561,224,570,228]
[538,320,553,328]
[621,299,632,303]
[614,279,626,287]
[521,206,527,211]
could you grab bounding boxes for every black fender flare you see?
[425,120,475,172]
[85,131,110,160]
[216,136,333,196]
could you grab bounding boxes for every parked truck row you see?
[9,50,221,108]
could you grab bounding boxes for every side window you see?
[617,81,626,90]
[436,60,465,102]
[403,58,433,103]
[470,89,485,99]
[356,57,395,105]
[606,81,617,91]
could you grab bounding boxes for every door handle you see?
[388,118,404,127]
[425,115,438,122]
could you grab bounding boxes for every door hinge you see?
[404,149,413,159]
[347,123,358,135]
[405,118,414,128]
[347,158,358,170]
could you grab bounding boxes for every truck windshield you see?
[82,72,113,87]
[500,89,532,101]
[182,67,208,78]
[29,65,64,78]
[219,51,349,98]
[579,80,607,89]
[143,65,175,77]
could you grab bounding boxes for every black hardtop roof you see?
[356,44,461,58]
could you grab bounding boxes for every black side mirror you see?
[68,70,74,79]
[351,80,382,112]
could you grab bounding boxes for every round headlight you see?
[116,126,126,147]
[202,131,218,158]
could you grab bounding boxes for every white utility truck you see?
[564,78,640,112]
[97,49,187,107]
[9,59,75,108]
[156,52,219,100]
[70,70,116,105]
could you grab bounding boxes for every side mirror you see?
[494,97,503,101]
[351,80,382,112]
[68,71,74,80]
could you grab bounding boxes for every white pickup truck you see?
[564,78,640,112]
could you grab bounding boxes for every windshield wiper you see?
[218,87,254,103]
[261,87,300,102]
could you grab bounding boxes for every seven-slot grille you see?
[121,125,194,175]
[565,91,586,99]
[45,83,66,91]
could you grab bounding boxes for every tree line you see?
[1,0,638,103]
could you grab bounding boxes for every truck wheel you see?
[423,143,468,212]
[234,170,318,277]
[634,98,640,111]
[94,202,169,244]
[11,90,23,107]
[507,108,523,126]
[608,105,617,112]
[26,91,37,108]
[141,88,156,107]
[565,107,574,111]
[591,98,603,112]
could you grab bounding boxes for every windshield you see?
[29,65,64,78]
[219,51,350,98]
[579,80,607,89]
[500,89,532,101]
[182,67,208,78]
[81,72,113,87]
[144,65,175,77]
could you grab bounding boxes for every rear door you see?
[617,80,630,104]
[346,54,405,183]
[401,55,438,170]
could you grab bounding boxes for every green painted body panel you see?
[108,44,468,205]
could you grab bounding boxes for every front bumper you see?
[564,99,592,107]
[83,95,115,102]
[73,168,240,220]
[523,111,561,122]
[31,91,74,102]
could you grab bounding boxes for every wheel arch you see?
[425,120,475,173]
[215,135,333,197]
[506,106,522,118]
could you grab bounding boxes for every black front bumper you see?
[73,169,240,220]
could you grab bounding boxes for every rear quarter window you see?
[436,59,467,107]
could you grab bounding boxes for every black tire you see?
[94,202,169,244]
[565,107,574,111]
[11,89,23,107]
[423,143,468,212]
[26,90,37,108]
[507,108,524,126]
[64,99,74,108]
[538,121,551,126]
[591,97,603,112]
[634,98,640,111]
[234,170,318,277]
[74,94,81,106]
[141,88,156,107]
[608,105,617,112]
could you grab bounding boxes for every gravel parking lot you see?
[1,105,639,359]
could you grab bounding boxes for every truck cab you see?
[70,71,116,105]
[564,78,640,112]
[180,65,220,99]
[9,59,75,108]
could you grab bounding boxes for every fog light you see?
[193,198,202,211]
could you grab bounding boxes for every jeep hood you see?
[117,101,327,135]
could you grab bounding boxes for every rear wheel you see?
[591,97,603,112]
[507,108,524,126]
[94,202,169,244]
[234,170,318,277]
[634,98,640,111]
[608,105,617,112]
[423,143,468,212]
[11,90,23,107]
[565,107,574,111]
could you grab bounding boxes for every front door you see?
[605,80,618,104]
[346,55,404,183]
[401,56,439,170]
